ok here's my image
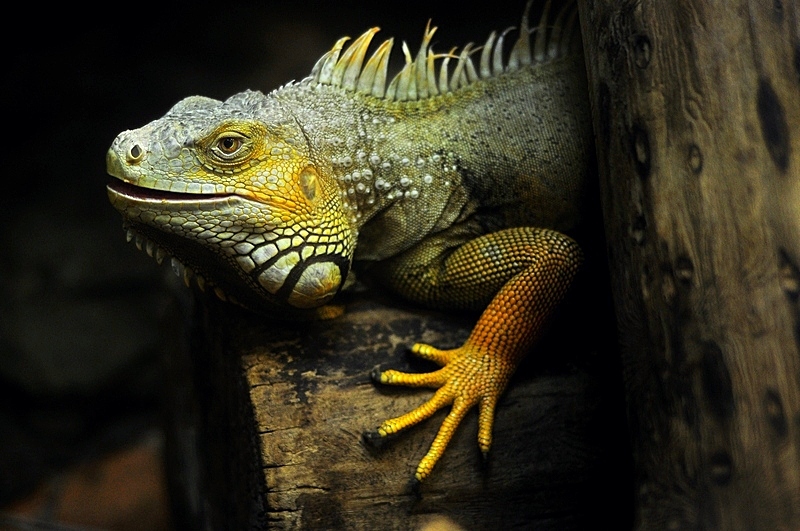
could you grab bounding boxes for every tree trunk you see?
[577,0,800,529]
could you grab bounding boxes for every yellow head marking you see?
[193,121,323,214]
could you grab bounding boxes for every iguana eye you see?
[217,135,243,154]
[208,131,250,163]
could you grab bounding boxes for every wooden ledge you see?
[162,286,630,529]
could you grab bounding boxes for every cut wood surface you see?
[578,0,800,529]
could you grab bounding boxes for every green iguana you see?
[106,0,592,484]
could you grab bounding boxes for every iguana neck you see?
[273,51,588,261]
[273,81,466,254]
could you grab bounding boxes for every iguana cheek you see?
[242,163,323,215]
[253,251,344,309]
[256,252,301,294]
[288,262,343,308]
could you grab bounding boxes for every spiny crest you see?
[308,0,580,102]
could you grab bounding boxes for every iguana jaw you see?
[107,154,352,312]
[106,177,267,308]
[108,180,350,314]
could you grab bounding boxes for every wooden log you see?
[163,274,631,529]
[577,0,800,529]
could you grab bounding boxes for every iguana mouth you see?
[107,180,231,204]
[106,146,233,203]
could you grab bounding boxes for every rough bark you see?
[578,0,800,529]
[164,280,630,530]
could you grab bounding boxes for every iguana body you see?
[106,0,592,483]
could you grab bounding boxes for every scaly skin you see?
[106,0,592,483]
[369,226,582,482]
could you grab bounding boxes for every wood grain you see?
[578,0,800,528]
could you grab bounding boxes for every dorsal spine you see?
[307,0,579,102]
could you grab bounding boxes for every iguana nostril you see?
[126,144,144,163]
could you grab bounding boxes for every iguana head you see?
[107,90,355,312]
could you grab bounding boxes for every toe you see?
[411,343,457,366]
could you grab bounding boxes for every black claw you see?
[369,366,383,383]
[362,430,386,448]
[410,477,422,499]
[480,449,492,480]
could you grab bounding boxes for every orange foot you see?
[364,337,516,484]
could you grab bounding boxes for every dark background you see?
[2,1,550,527]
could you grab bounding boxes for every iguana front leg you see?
[364,226,582,482]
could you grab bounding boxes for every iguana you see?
[106,0,592,484]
